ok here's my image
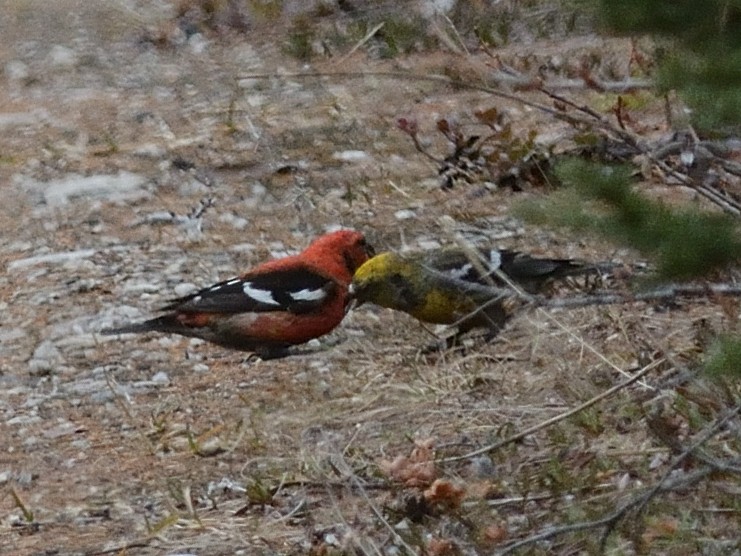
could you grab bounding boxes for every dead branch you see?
[496,466,714,556]
[485,69,653,93]
[598,402,741,549]
[542,283,741,310]
[538,86,642,149]
[650,156,741,215]
[87,541,154,555]
[450,281,741,321]
[440,361,660,463]
[238,70,741,214]
[494,403,741,555]
[237,70,613,131]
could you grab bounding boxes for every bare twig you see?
[651,157,741,215]
[538,86,641,149]
[103,368,157,455]
[538,308,656,386]
[442,14,469,55]
[440,360,660,463]
[542,83,741,215]
[238,70,596,127]
[87,541,154,555]
[494,402,741,555]
[409,130,445,164]
[543,282,741,310]
[718,157,741,178]
[496,466,714,556]
[523,75,652,92]
[598,402,741,549]
[540,81,741,215]
[335,22,385,65]
[540,85,741,215]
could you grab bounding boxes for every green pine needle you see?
[516,159,741,281]
[704,335,741,379]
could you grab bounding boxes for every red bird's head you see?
[301,229,375,284]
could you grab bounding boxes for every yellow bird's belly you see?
[411,289,476,325]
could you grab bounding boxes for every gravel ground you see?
[2,2,738,555]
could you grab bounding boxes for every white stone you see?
[28,340,64,374]
[331,150,371,163]
[417,239,442,250]
[47,45,78,68]
[188,33,208,54]
[4,60,29,81]
[0,112,44,128]
[151,371,170,384]
[174,283,198,298]
[394,209,416,220]
[40,172,149,206]
[418,0,457,17]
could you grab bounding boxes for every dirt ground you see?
[1,2,739,555]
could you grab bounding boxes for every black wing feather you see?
[162,266,337,314]
[428,248,586,287]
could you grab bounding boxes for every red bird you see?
[102,230,374,359]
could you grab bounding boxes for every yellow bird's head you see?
[349,252,420,312]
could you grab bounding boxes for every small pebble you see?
[331,150,371,163]
[173,283,198,297]
[151,371,170,384]
[394,209,416,220]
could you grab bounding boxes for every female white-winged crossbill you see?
[349,251,514,344]
[103,229,374,359]
[349,248,603,345]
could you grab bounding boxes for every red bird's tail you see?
[101,315,184,336]
[101,314,292,358]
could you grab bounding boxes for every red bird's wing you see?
[162,266,339,315]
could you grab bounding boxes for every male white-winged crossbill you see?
[103,229,374,359]
[349,248,601,345]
